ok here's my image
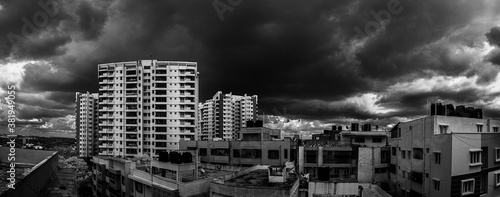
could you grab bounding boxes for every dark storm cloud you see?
[16,104,71,119]
[4,0,500,123]
[354,0,488,80]
[0,0,71,59]
[75,0,109,40]
[486,26,500,47]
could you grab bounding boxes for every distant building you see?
[180,126,292,167]
[388,115,500,197]
[198,91,258,141]
[76,91,99,158]
[97,60,199,157]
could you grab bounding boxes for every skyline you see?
[2,0,500,136]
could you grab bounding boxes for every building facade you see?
[298,128,390,184]
[180,127,291,167]
[199,91,258,141]
[76,91,99,158]
[97,60,199,158]
[389,115,500,197]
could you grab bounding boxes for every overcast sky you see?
[2,0,500,133]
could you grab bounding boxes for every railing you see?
[129,169,180,190]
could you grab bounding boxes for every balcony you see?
[99,151,113,156]
[98,143,113,148]
[129,169,179,190]
[99,136,113,141]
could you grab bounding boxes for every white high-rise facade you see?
[97,60,198,158]
[76,91,99,158]
[199,91,258,141]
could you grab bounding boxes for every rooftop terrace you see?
[224,169,297,189]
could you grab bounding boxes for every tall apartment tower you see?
[199,91,258,141]
[75,91,99,158]
[97,60,198,158]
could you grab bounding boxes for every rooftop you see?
[0,147,56,164]
[224,169,297,189]
[341,131,388,137]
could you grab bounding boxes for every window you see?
[413,148,423,160]
[410,171,423,184]
[470,150,482,166]
[305,150,317,163]
[233,149,240,158]
[398,128,401,138]
[477,124,483,133]
[372,138,382,143]
[284,149,288,159]
[375,167,387,173]
[461,179,475,196]
[402,171,407,178]
[135,182,143,193]
[268,150,280,159]
[381,150,390,163]
[200,148,207,156]
[439,125,448,134]
[494,127,499,133]
[354,137,365,143]
[495,171,500,187]
[402,150,406,159]
[433,179,440,191]
[434,152,441,164]
[391,147,396,156]
[496,148,500,162]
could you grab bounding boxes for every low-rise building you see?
[209,165,300,197]
[298,127,390,184]
[180,127,292,167]
[91,150,233,197]
[388,114,500,197]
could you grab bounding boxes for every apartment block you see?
[92,156,135,197]
[199,91,258,141]
[388,115,500,197]
[180,126,292,167]
[91,151,230,197]
[76,91,99,158]
[298,128,390,184]
[97,60,199,158]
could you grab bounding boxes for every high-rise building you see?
[199,91,258,141]
[76,91,99,158]
[97,60,198,158]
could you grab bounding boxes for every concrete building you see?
[0,147,58,197]
[209,165,300,197]
[76,91,99,158]
[92,156,136,197]
[97,60,199,158]
[298,128,390,184]
[180,127,292,167]
[91,151,234,197]
[199,91,258,141]
[388,115,500,197]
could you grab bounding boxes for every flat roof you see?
[224,169,297,189]
[341,131,388,137]
[0,147,56,165]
